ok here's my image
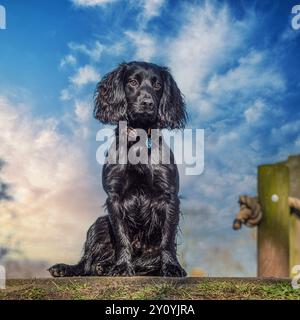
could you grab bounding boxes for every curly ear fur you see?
[158,68,187,130]
[94,63,128,124]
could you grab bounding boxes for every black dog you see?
[49,61,187,277]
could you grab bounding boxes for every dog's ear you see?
[94,63,128,124]
[158,67,187,130]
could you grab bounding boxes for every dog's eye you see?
[129,79,138,87]
[154,83,162,90]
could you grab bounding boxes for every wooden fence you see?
[234,155,300,277]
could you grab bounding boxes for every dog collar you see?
[146,128,152,149]
[127,128,152,149]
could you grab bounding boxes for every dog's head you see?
[94,61,187,129]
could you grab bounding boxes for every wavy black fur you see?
[49,61,187,277]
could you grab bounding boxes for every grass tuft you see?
[0,277,299,300]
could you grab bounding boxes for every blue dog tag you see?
[147,137,152,149]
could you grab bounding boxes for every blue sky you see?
[0,0,300,277]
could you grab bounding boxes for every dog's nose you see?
[141,97,154,108]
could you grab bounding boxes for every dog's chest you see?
[124,165,165,229]
[127,163,155,187]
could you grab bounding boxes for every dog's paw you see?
[95,262,111,276]
[162,262,187,277]
[48,264,72,277]
[95,263,104,276]
[108,262,135,277]
[161,251,187,277]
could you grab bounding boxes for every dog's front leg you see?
[106,194,134,276]
[160,194,187,277]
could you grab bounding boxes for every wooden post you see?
[285,155,300,274]
[257,164,290,277]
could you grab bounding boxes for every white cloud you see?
[71,0,164,24]
[60,54,77,68]
[168,5,288,234]
[60,88,73,101]
[70,65,100,87]
[150,2,286,125]
[71,0,116,7]
[69,41,105,61]
[107,41,126,56]
[75,99,91,123]
[295,137,300,147]
[207,51,285,99]
[166,4,245,106]
[125,31,156,61]
[142,0,164,18]
[244,99,267,124]
[272,119,300,137]
[138,0,165,23]
[269,119,300,159]
[0,96,103,264]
